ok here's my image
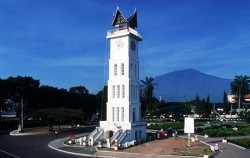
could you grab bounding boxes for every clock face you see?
[115,40,124,49]
[130,40,136,51]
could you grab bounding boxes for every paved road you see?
[193,134,250,158]
[1,127,250,158]
[0,127,94,158]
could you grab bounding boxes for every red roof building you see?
[228,94,250,103]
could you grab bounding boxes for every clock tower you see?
[98,7,146,147]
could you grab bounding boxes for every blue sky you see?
[0,0,250,94]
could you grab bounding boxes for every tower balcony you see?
[107,25,142,40]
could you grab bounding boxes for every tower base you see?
[86,121,147,148]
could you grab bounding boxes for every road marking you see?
[0,149,21,158]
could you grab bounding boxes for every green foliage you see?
[230,75,250,111]
[195,93,200,114]
[193,94,212,115]
[229,138,250,149]
[26,108,84,125]
[0,76,102,121]
[147,122,184,130]
[96,86,107,120]
[140,77,158,119]
[69,86,89,95]
[223,91,230,114]
[201,125,250,137]
[159,102,191,119]
[231,75,250,96]
[239,111,250,123]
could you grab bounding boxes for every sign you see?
[184,117,194,133]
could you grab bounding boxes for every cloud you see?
[140,28,250,79]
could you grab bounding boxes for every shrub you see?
[202,127,249,137]
[147,122,184,130]
[215,130,239,137]
[201,129,218,137]
[229,138,250,149]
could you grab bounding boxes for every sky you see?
[0,0,250,94]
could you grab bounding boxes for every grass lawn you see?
[229,138,250,149]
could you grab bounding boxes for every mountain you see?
[153,69,232,102]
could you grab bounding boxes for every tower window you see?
[112,107,115,122]
[112,85,115,98]
[122,84,125,98]
[114,64,117,76]
[117,107,119,122]
[117,85,120,98]
[121,107,124,122]
[121,63,124,75]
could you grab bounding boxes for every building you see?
[228,94,250,111]
[87,7,147,148]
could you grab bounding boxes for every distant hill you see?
[153,69,232,102]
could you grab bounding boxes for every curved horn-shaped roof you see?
[112,7,128,26]
[112,7,138,29]
[127,9,137,29]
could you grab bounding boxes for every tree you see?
[204,95,210,114]
[159,102,191,120]
[96,86,107,120]
[140,77,158,120]
[230,75,250,112]
[194,93,201,114]
[223,91,230,114]
[69,86,89,95]
[140,77,157,100]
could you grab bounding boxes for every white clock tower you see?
[97,7,146,147]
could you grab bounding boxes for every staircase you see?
[87,127,104,146]
[110,129,123,145]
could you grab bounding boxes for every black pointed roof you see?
[112,7,138,29]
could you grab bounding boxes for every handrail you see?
[88,128,98,138]
[118,130,129,144]
[110,129,122,144]
[93,128,104,142]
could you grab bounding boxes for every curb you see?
[227,142,247,150]
[10,129,52,136]
[48,143,111,158]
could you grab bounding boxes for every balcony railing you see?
[107,26,142,39]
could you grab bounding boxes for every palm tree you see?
[230,75,250,112]
[140,77,158,120]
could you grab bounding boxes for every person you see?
[55,131,58,138]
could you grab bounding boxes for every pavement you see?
[196,135,250,158]
[10,128,250,158]
[10,127,52,136]
[47,134,250,158]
